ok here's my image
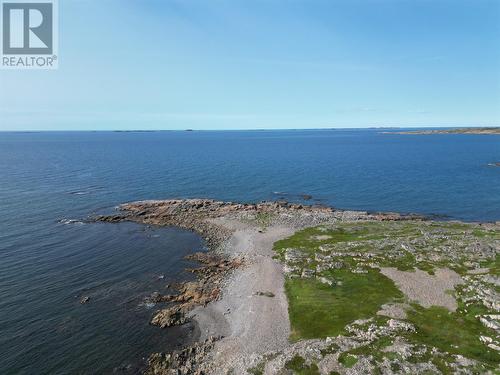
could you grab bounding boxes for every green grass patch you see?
[285,269,403,340]
[285,355,320,375]
[254,212,274,229]
[338,353,358,368]
[378,250,416,271]
[405,305,500,368]
[345,334,396,363]
[480,254,500,276]
[274,223,385,256]
[247,361,265,375]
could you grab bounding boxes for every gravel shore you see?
[190,219,295,373]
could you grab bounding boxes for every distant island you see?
[383,127,500,135]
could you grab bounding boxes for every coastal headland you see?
[96,199,499,374]
[383,127,500,135]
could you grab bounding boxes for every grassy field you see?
[286,270,403,340]
[273,220,500,373]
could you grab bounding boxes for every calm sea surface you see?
[0,129,499,374]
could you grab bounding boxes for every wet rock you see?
[150,253,243,328]
[147,292,165,304]
[151,305,189,328]
[80,296,90,304]
[93,214,125,223]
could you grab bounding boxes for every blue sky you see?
[1,0,499,130]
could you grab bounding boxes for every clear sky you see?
[1,0,499,131]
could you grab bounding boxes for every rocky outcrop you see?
[151,304,189,328]
[80,296,90,304]
[150,253,243,328]
[94,199,422,250]
[145,336,220,375]
[94,199,238,250]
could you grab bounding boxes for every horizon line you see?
[1,125,499,133]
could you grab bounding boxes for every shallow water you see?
[0,129,499,374]
[0,221,204,374]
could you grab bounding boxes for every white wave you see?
[139,301,156,309]
[58,219,85,225]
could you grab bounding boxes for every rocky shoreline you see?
[94,199,431,374]
[148,252,243,329]
[95,199,499,374]
[94,198,421,248]
[382,127,500,135]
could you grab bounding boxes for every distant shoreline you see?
[382,127,500,135]
[3,126,500,133]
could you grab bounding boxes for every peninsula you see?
[384,127,500,135]
[96,199,500,374]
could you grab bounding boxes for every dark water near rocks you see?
[0,129,499,374]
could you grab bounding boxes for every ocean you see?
[0,129,499,374]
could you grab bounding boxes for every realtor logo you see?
[1,0,58,69]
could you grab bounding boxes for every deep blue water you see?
[0,129,499,374]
